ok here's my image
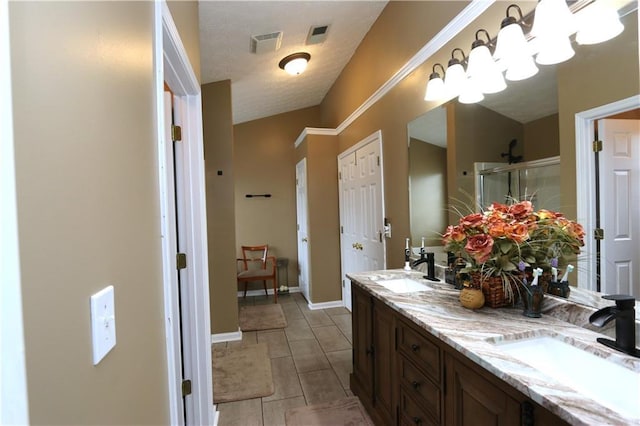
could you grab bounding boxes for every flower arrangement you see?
[442,200,585,300]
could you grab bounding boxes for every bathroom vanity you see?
[348,270,640,425]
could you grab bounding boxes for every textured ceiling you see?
[199,1,388,124]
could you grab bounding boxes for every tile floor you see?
[213,292,354,426]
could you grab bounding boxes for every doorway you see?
[338,131,386,311]
[576,95,640,294]
[155,4,213,425]
[296,158,310,301]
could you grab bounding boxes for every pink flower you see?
[465,234,494,264]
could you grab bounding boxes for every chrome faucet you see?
[589,294,640,358]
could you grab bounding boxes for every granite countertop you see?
[347,269,640,426]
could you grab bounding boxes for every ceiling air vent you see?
[306,25,329,45]
[250,31,283,54]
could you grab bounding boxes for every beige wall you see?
[166,0,201,83]
[450,103,524,205]
[234,107,322,292]
[523,114,560,161]
[202,80,238,333]
[409,138,447,246]
[321,1,469,128]
[7,1,199,422]
[295,135,342,303]
[558,11,639,219]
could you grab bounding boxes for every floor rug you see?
[212,343,274,403]
[239,304,287,331]
[284,396,374,426]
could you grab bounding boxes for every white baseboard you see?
[211,329,242,344]
[308,300,344,310]
[237,286,301,298]
[211,405,219,426]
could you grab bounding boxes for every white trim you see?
[294,127,339,148]
[292,0,494,147]
[335,1,494,135]
[575,95,640,291]
[337,130,383,161]
[308,300,345,310]
[237,286,301,298]
[155,3,213,425]
[1,0,30,422]
[211,330,243,344]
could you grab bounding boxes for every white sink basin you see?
[373,278,433,294]
[491,333,640,419]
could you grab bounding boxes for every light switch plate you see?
[90,285,116,365]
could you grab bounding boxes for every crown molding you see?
[294,0,494,147]
[294,127,339,148]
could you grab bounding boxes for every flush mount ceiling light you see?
[278,52,311,76]
[424,63,446,101]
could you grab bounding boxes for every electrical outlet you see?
[90,285,116,365]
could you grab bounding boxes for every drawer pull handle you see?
[413,416,422,425]
[411,343,420,352]
[411,380,421,390]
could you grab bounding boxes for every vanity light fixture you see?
[494,4,538,82]
[444,48,467,98]
[424,63,446,101]
[466,29,506,94]
[531,0,576,65]
[575,0,624,45]
[278,52,311,75]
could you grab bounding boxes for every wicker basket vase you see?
[470,272,522,308]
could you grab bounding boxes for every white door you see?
[599,119,640,296]
[339,132,385,310]
[296,158,310,301]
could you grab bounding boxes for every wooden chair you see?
[237,245,278,303]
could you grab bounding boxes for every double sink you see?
[372,275,640,421]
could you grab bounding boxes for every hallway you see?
[214,293,353,425]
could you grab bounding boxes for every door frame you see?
[338,130,387,308]
[575,94,640,291]
[154,3,213,425]
[295,158,310,301]
[1,0,30,422]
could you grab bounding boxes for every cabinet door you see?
[373,299,395,425]
[351,284,373,400]
[445,354,520,426]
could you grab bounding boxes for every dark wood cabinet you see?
[351,282,569,426]
[350,283,395,425]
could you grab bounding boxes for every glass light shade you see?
[283,57,308,75]
[505,54,539,81]
[535,33,575,65]
[458,77,484,104]
[444,62,466,97]
[532,0,577,38]
[494,22,529,63]
[424,76,446,101]
[467,44,506,94]
[576,1,624,45]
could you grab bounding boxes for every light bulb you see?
[467,44,506,94]
[576,1,624,45]
[444,62,466,97]
[424,75,446,101]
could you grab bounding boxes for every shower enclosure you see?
[475,156,561,211]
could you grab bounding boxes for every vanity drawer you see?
[399,387,439,426]
[398,355,441,421]
[397,319,441,382]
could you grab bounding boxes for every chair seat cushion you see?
[238,269,272,279]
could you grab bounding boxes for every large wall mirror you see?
[408,3,639,261]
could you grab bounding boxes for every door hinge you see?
[338,171,342,180]
[592,140,602,152]
[182,379,192,397]
[379,231,382,243]
[340,225,344,234]
[377,156,380,166]
[594,228,604,240]
[176,253,187,270]
[342,279,345,288]
[171,125,182,142]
